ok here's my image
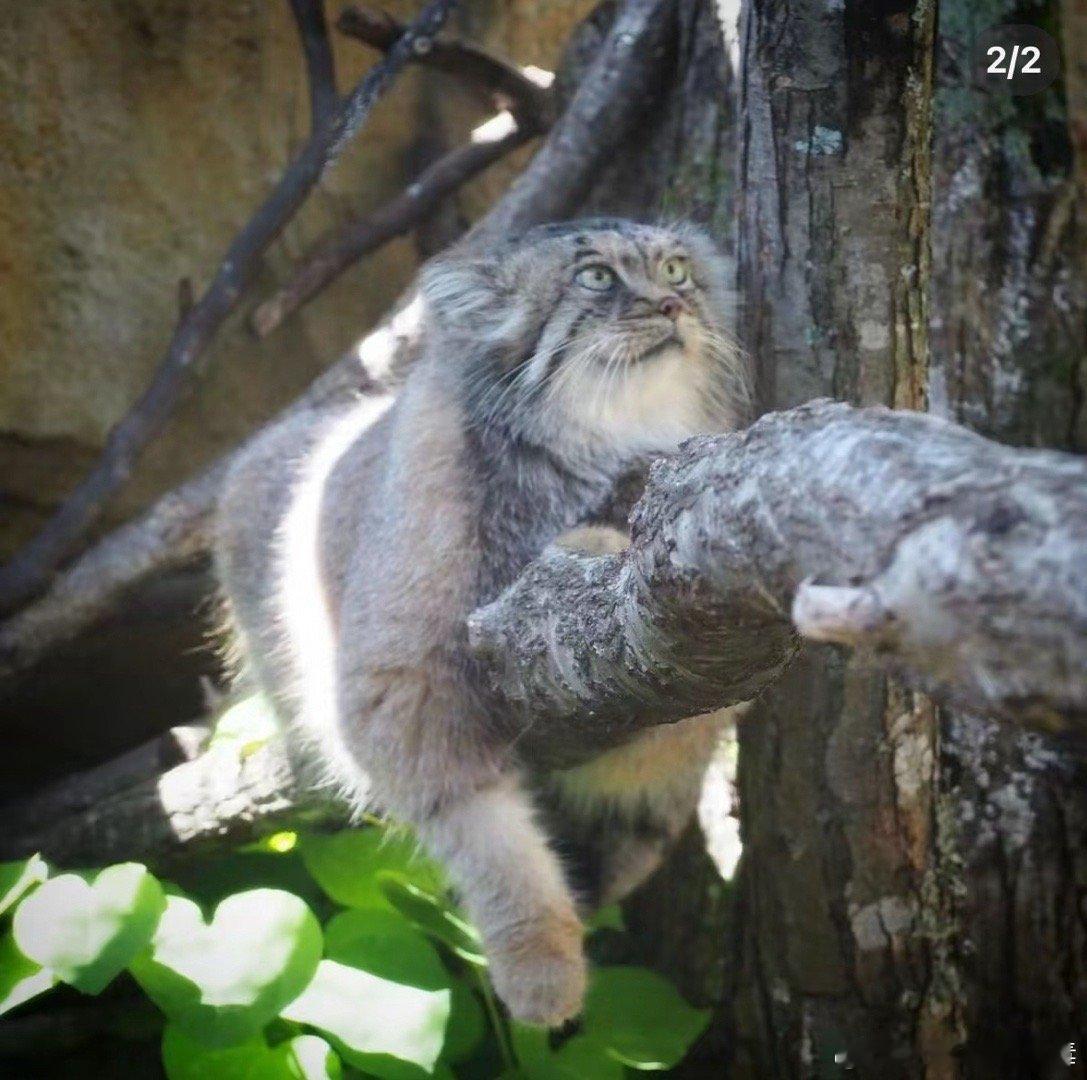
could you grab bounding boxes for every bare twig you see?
[0,0,458,615]
[337,3,555,127]
[290,0,340,132]
[251,115,533,337]
[251,0,675,338]
[0,0,676,673]
[250,2,566,338]
[0,328,414,683]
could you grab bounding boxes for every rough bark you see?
[0,730,345,869]
[720,2,1087,1078]
[729,2,945,1077]
[471,401,1087,768]
[924,4,1087,1075]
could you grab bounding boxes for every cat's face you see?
[422,219,749,458]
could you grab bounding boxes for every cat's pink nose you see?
[659,295,686,319]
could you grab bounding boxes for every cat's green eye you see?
[575,264,616,292]
[661,256,690,287]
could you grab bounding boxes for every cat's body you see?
[215,219,749,1025]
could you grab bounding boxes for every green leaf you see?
[12,863,165,994]
[131,889,322,1046]
[166,851,325,912]
[324,908,449,991]
[0,931,56,1016]
[378,875,485,967]
[162,1024,341,1080]
[585,905,625,934]
[510,1025,624,1080]
[582,966,710,1070]
[289,1034,344,1080]
[282,959,450,1078]
[210,694,279,756]
[0,854,49,918]
[300,828,442,910]
[442,979,486,1065]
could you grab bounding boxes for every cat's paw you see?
[488,918,587,1028]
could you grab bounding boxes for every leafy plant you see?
[0,829,709,1079]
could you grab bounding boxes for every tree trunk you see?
[729,3,942,1076]
[924,2,1087,1076]
[596,1,1087,1077]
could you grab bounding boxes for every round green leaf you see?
[0,931,56,1016]
[162,1024,341,1080]
[167,851,324,912]
[323,909,483,1068]
[290,1034,344,1079]
[324,908,449,990]
[300,829,442,910]
[582,966,710,1070]
[282,958,450,1078]
[12,863,165,994]
[0,854,49,918]
[131,889,322,1046]
[511,1024,625,1079]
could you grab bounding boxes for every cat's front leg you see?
[418,777,586,1027]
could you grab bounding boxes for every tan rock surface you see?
[0,1,592,557]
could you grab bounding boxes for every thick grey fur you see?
[214,218,749,1025]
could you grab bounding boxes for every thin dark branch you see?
[289,0,340,132]
[474,0,677,240]
[250,0,674,339]
[0,0,675,670]
[337,3,555,128]
[0,0,458,616]
[0,344,404,684]
[251,117,534,338]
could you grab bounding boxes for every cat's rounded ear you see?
[419,256,509,333]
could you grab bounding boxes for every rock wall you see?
[0,0,592,557]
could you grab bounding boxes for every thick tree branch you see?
[0,732,345,869]
[290,0,340,133]
[1,726,210,847]
[0,0,457,615]
[0,0,676,674]
[469,400,1087,764]
[472,0,676,239]
[6,401,1086,866]
[336,4,556,126]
